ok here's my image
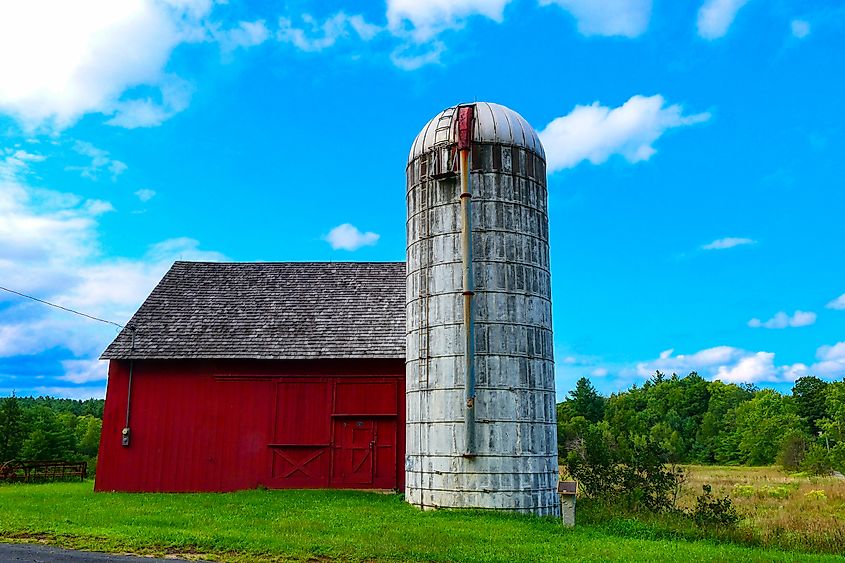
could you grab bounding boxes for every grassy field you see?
[1,479,843,562]
[574,464,845,556]
[682,465,845,551]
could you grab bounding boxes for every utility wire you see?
[0,284,126,329]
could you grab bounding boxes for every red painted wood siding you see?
[95,359,405,492]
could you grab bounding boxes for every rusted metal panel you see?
[96,359,405,492]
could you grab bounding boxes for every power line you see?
[0,285,126,329]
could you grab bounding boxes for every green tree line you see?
[0,395,105,473]
[558,373,845,474]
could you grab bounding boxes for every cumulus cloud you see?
[791,19,811,39]
[540,0,652,37]
[68,141,127,181]
[386,0,510,41]
[826,293,845,310]
[701,237,756,250]
[812,342,845,378]
[748,310,816,329]
[0,0,213,130]
[715,351,775,383]
[0,158,224,396]
[324,223,380,251]
[59,359,108,384]
[538,94,710,172]
[635,341,845,384]
[697,0,750,39]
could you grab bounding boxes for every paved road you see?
[0,543,202,562]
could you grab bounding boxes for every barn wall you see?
[95,359,405,493]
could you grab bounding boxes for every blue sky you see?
[0,0,843,399]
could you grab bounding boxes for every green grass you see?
[0,482,840,562]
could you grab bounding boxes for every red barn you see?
[95,261,406,492]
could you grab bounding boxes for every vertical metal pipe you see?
[459,147,476,457]
[123,328,135,447]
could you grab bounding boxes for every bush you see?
[690,484,740,527]
[564,424,684,512]
[801,443,834,475]
[778,433,808,471]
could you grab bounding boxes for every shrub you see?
[778,433,808,471]
[690,484,740,527]
[801,443,834,476]
[564,424,684,512]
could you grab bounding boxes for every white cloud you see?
[812,342,845,378]
[826,293,845,310]
[748,310,816,329]
[635,340,845,385]
[540,0,652,37]
[0,161,224,368]
[68,141,127,181]
[715,351,775,383]
[135,189,157,202]
[31,386,107,400]
[591,367,609,377]
[105,74,194,129]
[791,19,811,39]
[59,359,108,384]
[324,223,380,251]
[215,20,270,52]
[277,13,383,52]
[538,94,710,172]
[386,0,510,41]
[0,0,212,131]
[701,237,756,250]
[391,42,447,71]
[697,0,750,40]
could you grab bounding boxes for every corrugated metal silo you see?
[405,102,559,516]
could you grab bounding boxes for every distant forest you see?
[558,373,845,473]
[0,396,104,471]
[2,374,844,475]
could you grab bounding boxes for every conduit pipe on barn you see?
[122,327,135,447]
[457,104,476,457]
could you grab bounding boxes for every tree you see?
[732,390,805,465]
[19,406,77,460]
[566,377,606,423]
[792,376,829,434]
[0,394,25,461]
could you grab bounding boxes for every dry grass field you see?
[679,465,845,552]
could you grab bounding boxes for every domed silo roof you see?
[408,102,545,163]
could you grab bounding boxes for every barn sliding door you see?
[268,377,400,489]
[269,380,332,488]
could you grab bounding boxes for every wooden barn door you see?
[268,380,332,488]
[331,380,398,489]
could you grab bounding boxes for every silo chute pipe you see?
[457,104,476,457]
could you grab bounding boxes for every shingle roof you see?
[101,261,406,360]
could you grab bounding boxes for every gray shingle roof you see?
[101,261,406,360]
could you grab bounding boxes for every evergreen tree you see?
[567,377,606,423]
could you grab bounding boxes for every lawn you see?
[0,481,842,562]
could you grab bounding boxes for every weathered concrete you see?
[405,102,559,516]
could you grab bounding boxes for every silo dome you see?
[405,102,559,516]
[408,102,545,163]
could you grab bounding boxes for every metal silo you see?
[405,102,559,516]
